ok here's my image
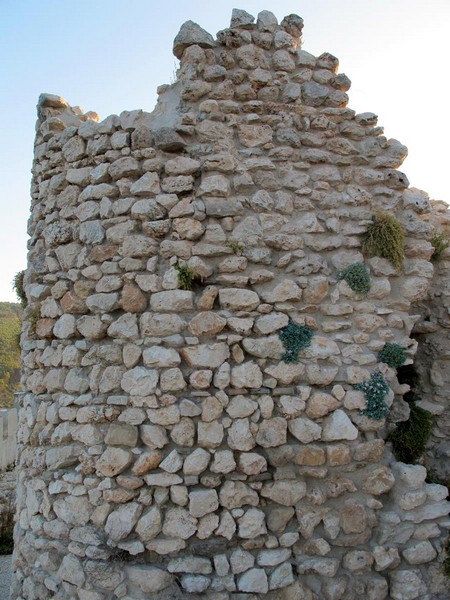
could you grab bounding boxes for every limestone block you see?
[125,565,172,593]
[181,343,230,368]
[162,507,197,539]
[189,489,219,518]
[261,481,307,506]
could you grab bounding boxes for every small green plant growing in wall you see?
[227,240,244,255]
[174,262,200,291]
[337,263,371,294]
[430,230,449,260]
[361,212,404,270]
[354,372,390,419]
[378,342,406,369]
[279,320,314,363]
[13,271,27,307]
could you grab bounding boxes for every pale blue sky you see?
[1,0,449,302]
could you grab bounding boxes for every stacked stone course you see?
[13,8,450,600]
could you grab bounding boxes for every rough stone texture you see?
[13,8,450,600]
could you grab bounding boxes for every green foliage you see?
[354,372,390,419]
[337,263,371,294]
[227,240,244,255]
[279,321,314,363]
[175,262,200,291]
[431,230,449,260]
[378,342,406,369]
[361,212,404,270]
[0,303,21,408]
[0,499,14,555]
[390,396,433,463]
[443,537,450,579]
[13,271,27,307]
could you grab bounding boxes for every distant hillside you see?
[0,302,21,407]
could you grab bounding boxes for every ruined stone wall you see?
[13,9,450,600]
[412,201,450,482]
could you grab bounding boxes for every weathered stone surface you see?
[96,447,132,477]
[173,20,216,59]
[238,568,269,593]
[125,565,172,593]
[181,343,230,368]
[17,10,450,599]
[105,502,142,541]
[321,410,359,441]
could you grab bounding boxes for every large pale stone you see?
[121,367,158,395]
[261,481,307,506]
[197,420,224,448]
[288,417,322,443]
[173,20,216,59]
[238,508,267,538]
[162,507,197,539]
[125,565,172,594]
[135,506,162,541]
[168,557,212,574]
[389,569,427,600]
[219,288,260,311]
[140,424,169,449]
[228,418,256,451]
[143,346,181,368]
[105,502,142,541]
[362,466,395,495]
[256,418,287,447]
[181,343,230,368]
[96,447,132,477]
[140,313,185,336]
[322,409,359,441]
[226,395,258,418]
[188,312,227,336]
[189,489,219,518]
[237,567,266,593]
[183,448,211,475]
[231,361,263,388]
[402,541,437,565]
[219,481,259,509]
[150,290,194,312]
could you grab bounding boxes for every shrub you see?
[13,271,27,307]
[378,342,406,369]
[361,212,404,269]
[337,263,371,294]
[354,372,390,419]
[443,537,450,579]
[174,262,200,291]
[279,321,314,363]
[431,230,449,260]
[390,395,433,463]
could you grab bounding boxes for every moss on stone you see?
[378,342,406,369]
[337,262,371,294]
[279,320,314,364]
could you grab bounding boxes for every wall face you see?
[13,9,450,600]
[412,202,450,482]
